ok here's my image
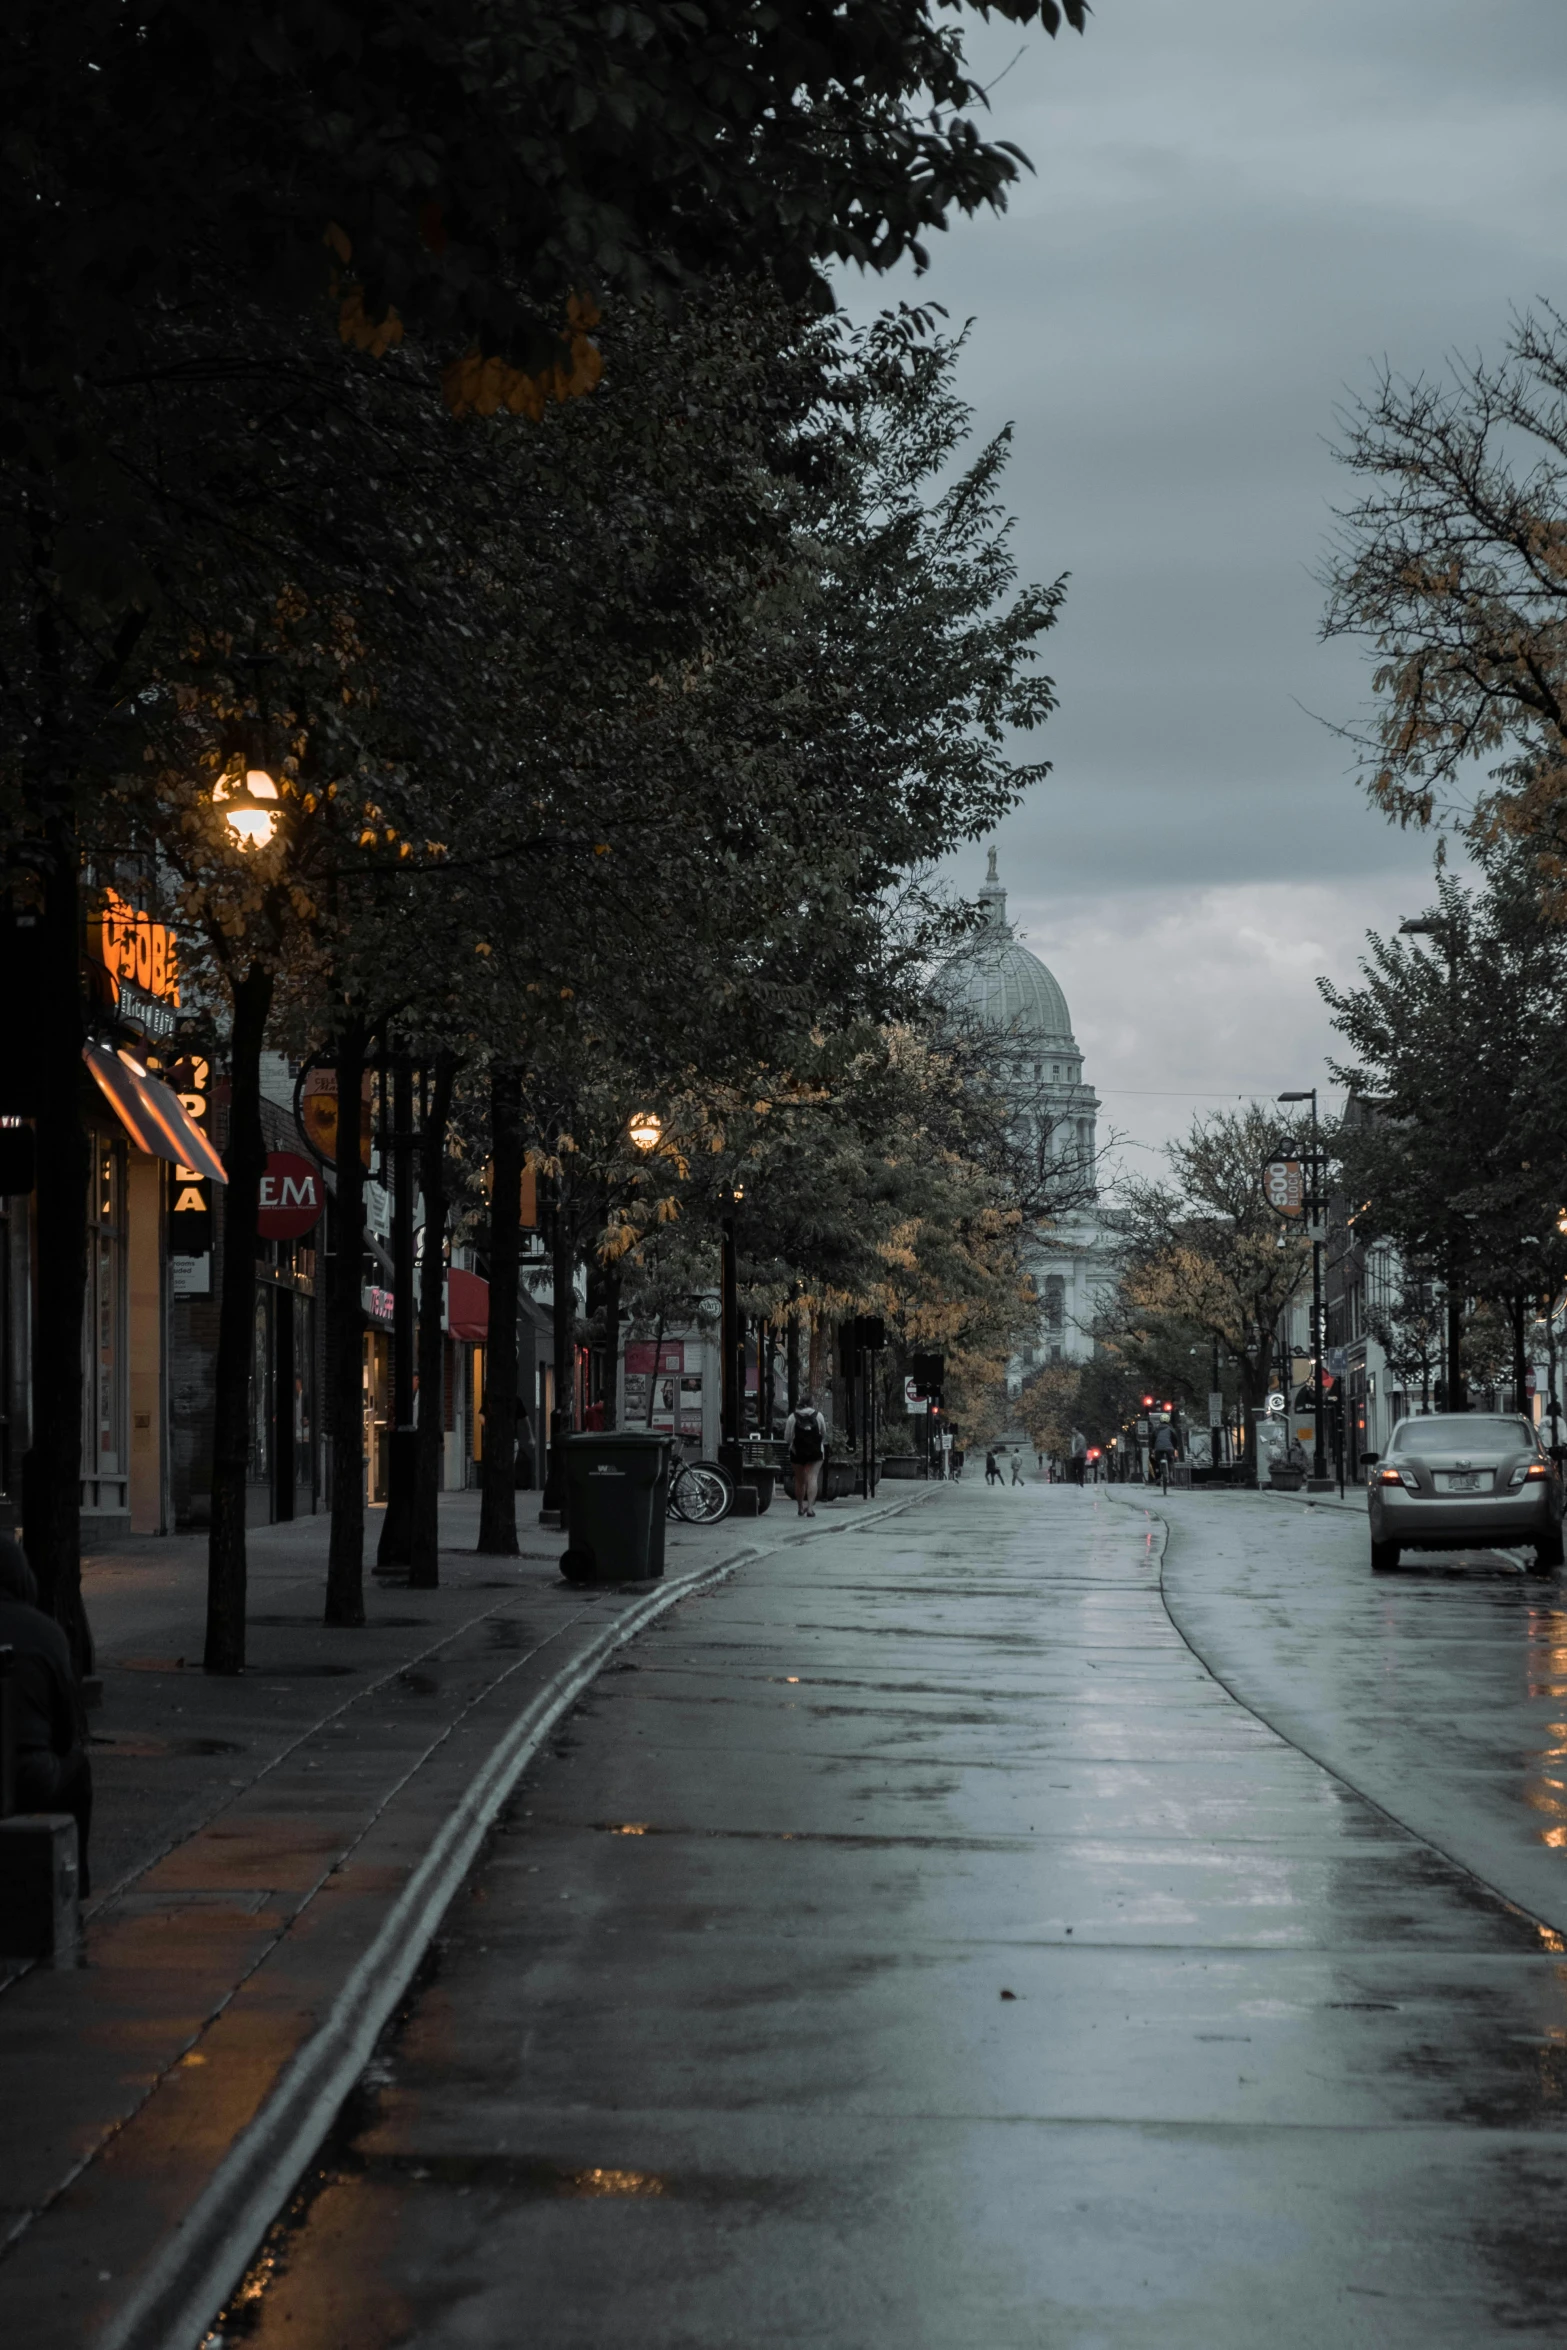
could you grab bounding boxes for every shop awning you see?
[446,1267,489,1344]
[83,1043,229,1183]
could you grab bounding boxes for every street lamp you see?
[214,759,281,850]
[1400,915,1469,1411]
[628,1109,663,1153]
[1279,1087,1327,1483]
[1399,914,1458,954]
[718,1181,746,1481]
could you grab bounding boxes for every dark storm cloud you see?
[853,0,1567,898]
[845,0,1567,1155]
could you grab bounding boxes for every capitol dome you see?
[940,850,1077,1049]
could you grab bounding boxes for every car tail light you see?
[1509,1461,1551,1486]
[1378,1466,1419,1490]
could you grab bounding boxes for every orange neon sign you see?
[94,887,181,1005]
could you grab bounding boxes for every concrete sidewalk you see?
[0,1483,926,2350]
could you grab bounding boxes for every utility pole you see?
[541,1163,575,1519]
[1401,914,1465,1411]
[719,1187,742,1485]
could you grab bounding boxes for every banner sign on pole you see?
[1262,1159,1306,1217]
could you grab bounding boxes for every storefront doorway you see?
[248,1241,320,1520]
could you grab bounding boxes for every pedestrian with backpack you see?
[783,1393,828,1516]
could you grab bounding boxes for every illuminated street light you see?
[628,1109,663,1153]
[215,761,281,850]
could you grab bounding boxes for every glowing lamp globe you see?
[217,765,281,850]
[628,1110,663,1153]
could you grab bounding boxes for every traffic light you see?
[912,1351,945,1403]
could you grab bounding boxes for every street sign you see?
[1208,1390,1225,1427]
[904,1377,928,1414]
[1265,1391,1286,1415]
[1262,1158,1306,1216]
[257,1151,324,1240]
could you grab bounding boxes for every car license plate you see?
[1446,1472,1479,1491]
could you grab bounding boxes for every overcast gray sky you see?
[856,0,1567,1177]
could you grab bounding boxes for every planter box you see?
[879,1456,923,1480]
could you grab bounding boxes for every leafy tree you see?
[1018,1362,1080,1458]
[1364,1262,1444,1414]
[3,0,1092,1651]
[1324,304,1567,891]
[1322,854,1567,1410]
[1115,1106,1312,1482]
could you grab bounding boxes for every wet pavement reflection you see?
[1159,1490,1567,1947]
[226,1488,1567,2347]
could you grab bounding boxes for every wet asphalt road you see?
[1159,1487,1567,1949]
[231,1484,1567,2348]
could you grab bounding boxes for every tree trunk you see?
[409,1053,456,1588]
[644,1311,665,1425]
[544,1164,577,1508]
[1235,1347,1262,1488]
[1446,1282,1466,1412]
[1510,1294,1530,1421]
[23,814,92,1676]
[477,1063,521,1554]
[600,1256,621,1430]
[808,1312,827,1414]
[204,960,272,1675]
[324,1019,368,1625]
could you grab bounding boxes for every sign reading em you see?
[257,1151,323,1240]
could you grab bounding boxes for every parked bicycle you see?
[666,1456,735,1525]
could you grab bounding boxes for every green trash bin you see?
[561,1431,671,1584]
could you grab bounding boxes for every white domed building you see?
[942,850,1119,1388]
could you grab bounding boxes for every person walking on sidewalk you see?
[783,1395,828,1516]
[0,1535,93,1894]
[1069,1428,1088,1487]
[1010,1452,1025,1486]
[985,1449,1001,1485]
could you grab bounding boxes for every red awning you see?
[83,1044,229,1183]
[446,1267,489,1345]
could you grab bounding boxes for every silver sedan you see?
[1366,1414,1564,1574]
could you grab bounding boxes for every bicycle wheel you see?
[666,1462,700,1522]
[675,1461,734,1525]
